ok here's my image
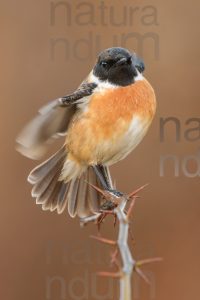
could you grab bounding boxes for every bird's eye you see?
[100,61,108,67]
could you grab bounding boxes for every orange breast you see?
[88,78,156,128]
[66,78,156,164]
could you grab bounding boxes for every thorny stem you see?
[115,197,135,300]
[80,185,161,300]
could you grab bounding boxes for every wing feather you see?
[16,81,97,160]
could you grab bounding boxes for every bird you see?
[16,47,156,218]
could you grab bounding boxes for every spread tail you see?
[28,145,112,217]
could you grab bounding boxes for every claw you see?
[100,201,117,211]
[110,248,119,266]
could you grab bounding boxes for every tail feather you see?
[67,178,80,217]
[32,167,61,197]
[28,145,66,184]
[43,181,63,212]
[36,171,60,206]
[76,172,90,218]
[56,182,69,214]
[28,145,113,217]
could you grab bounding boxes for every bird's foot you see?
[96,189,124,229]
[100,200,117,211]
[99,188,124,211]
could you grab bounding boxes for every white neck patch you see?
[90,73,119,90]
[134,70,144,82]
[90,71,144,92]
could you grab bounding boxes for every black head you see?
[93,47,145,86]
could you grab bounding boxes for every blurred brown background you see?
[1,0,200,299]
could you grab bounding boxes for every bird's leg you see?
[96,165,112,189]
[92,165,125,227]
[98,165,124,197]
[93,165,108,190]
[93,165,124,200]
[106,189,124,197]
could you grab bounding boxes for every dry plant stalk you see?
[81,184,162,300]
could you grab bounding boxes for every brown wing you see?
[16,82,97,160]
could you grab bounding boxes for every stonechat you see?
[16,47,156,217]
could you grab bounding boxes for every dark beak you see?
[115,57,128,66]
[134,56,145,73]
[115,56,145,73]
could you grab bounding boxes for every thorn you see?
[128,227,135,243]
[110,248,119,265]
[90,235,116,246]
[96,209,118,231]
[87,182,119,203]
[97,222,101,232]
[127,196,137,219]
[127,195,140,202]
[128,183,149,199]
[97,213,106,229]
[136,257,163,267]
[97,213,106,222]
[86,181,107,197]
[113,259,121,270]
[97,271,121,278]
[135,267,151,285]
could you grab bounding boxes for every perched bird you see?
[16,47,156,218]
